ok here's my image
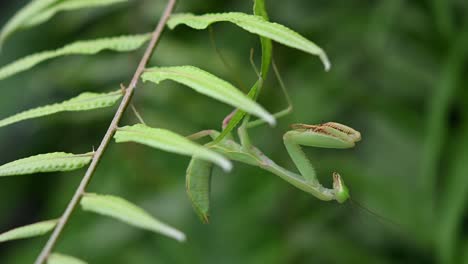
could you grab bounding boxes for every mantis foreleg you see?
[282,122,361,203]
[188,122,360,206]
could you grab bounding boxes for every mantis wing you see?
[186,157,213,223]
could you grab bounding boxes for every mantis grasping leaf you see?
[183,0,361,223]
[187,121,361,222]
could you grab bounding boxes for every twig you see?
[34,1,177,263]
[131,103,147,125]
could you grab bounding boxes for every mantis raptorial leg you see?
[187,122,360,202]
[185,20,361,221]
[185,51,361,222]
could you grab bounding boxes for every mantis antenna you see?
[208,26,247,91]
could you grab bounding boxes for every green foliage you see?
[214,0,272,142]
[114,124,231,171]
[80,193,186,242]
[0,90,122,128]
[0,34,151,80]
[0,219,57,243]
[142,66,275,125]
[0,152,93,177]
[0,0,60,48]
[0,0,126,48]
[253,0,273,79]
[167,12,330,70]
[186,158,213,223]
[47,253,87,264]
[184,1,274,219]
[23,0,127,29]
[3,0,466,263]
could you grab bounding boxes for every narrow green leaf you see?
[0,152,93,177]
[253,0,272,79]
[48,253,87,264]
[0,219,57,243]
[0,0,127,48]
[142,66,275,126]
[24,0,128,28]
[0,90,122,128]
[253,0,269,20]
[0,33,151,81]
[214,81,261,143]
[186,158,213,223]
[81,193,186,242]
[114,124,232,172]
[167,12,330,70]
[0,0,60,48]
[214,0,273,142]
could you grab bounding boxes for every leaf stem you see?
[34,1,177,263]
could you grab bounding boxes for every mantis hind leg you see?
[187,130,221,141]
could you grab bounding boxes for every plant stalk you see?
[34,1,177,263]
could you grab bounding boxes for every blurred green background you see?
[0,0,467,263]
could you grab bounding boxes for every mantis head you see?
[333,172,349,203]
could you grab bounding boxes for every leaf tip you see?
[175,231,187,242]
[201,214,210,224]
[219,158,232,172]
[319,52,331,72]
[265,113,276,127]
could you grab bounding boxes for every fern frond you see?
[0,152,94,177]
[0,219,57,243]
[0,0,127,48]
[0,0,60,48]
[114,124,232,172]
[0,34,151,80]
[24,0,128,28]
[48,253,87,264]
[167,12,330,70]
[0,90,122,128]
[142,66,275,125]
[81,193,186,242]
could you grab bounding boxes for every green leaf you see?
[215,0,273,142]
[253,0,272,79]
[81,193,186,242]
[48,253,87,264]
[253,0,269,21]
[167,12,330,71]
[0,33,151,81]
[114,124,232,171]
[0,0,60,48]
[0,0,127,48]
[0,90,122,128]
[142,66,275,126]
[0,219,57,243]
[24,0,128,29]
[0,152,93,177]
[214,81,261,143]
[186,158,213,223]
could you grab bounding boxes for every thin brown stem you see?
[131,103,147,125]
[34,1,177,263]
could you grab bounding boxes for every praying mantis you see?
[186,61,362,222]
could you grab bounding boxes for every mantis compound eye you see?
[332,172,350,203]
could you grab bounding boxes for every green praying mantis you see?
[185,59,362,223]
